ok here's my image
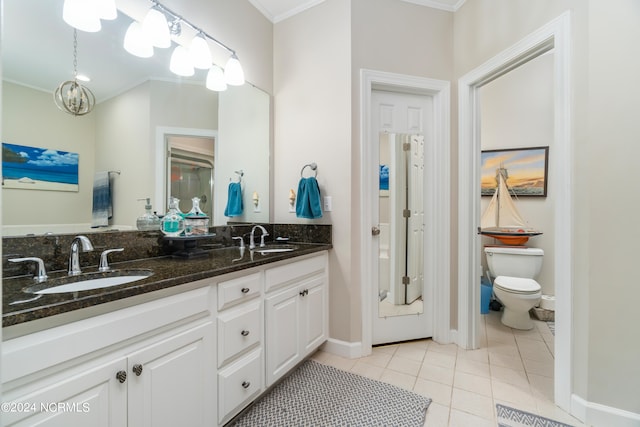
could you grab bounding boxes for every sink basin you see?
[24,269,153,294]
[256,245,298,255]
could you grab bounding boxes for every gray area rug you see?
[230,359,431,426]
[497,404,574,427]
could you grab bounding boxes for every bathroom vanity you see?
[1,231,330,427]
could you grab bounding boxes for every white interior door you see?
[372,90,433,345]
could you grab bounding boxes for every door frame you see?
[360,69,451,355]
[457,12,572,411]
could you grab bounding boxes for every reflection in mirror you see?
[378,133,424,317]
[1,0,271,236]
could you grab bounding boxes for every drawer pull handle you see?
[242,381,251,389]
[241,330,250,337]
[241,287,250,294]
[116,370,127,383]
[299,289,309,297]
[132,364,143,376]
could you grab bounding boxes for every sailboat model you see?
[479,167,542,245]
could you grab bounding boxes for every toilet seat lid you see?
[494,276,541,294]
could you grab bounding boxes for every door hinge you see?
[403,209,411,218]
[403,142,411,151]
[402,276,410,285]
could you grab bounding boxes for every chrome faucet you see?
[249,225,269,250]
[9,257,48,283]
[68,235,94,276]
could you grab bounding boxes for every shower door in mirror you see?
[168,135,215,217]
[378,133,424,317]
[371,88,433,345]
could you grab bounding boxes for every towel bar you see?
[300,163,317,178]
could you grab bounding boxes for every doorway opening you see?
[457,12,572,411]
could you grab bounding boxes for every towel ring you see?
[300,163,317,178]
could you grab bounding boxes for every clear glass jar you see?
[161,197,186,237]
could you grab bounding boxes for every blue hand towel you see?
[91,171,112,228]
[224,182,243,217]
[295,177,323,219]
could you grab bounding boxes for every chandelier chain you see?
[73,29,78,79]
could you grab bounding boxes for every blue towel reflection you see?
[224,182,243,217]
[295,177,322,219]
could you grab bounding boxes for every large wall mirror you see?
[1,0,271,236]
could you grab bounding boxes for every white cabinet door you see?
[301,276,328,356]
[127,321,214,427]
[2,357,127,427]
[265,285,301,386]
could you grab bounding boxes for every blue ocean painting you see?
[2,142,79,191]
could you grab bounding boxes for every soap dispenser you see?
[161,197,186,237]
[136,198,161,231]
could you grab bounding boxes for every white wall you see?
[273,0,352,340]
[479,52,555,296]
[2,82,95,228]
[584,0,640,415]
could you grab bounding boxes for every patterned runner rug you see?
[497,404,574,427]
[230,359,431,426]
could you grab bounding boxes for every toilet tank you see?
[484,247,544,279]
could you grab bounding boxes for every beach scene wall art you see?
[2,142,79,192]
[481,146,549,197]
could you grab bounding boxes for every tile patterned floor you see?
[311,310,585,427]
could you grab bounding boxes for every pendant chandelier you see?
[54,29,96,116]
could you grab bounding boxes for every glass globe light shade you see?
[142,7,171,48]
[224,54,245,86]
[189,34,212,70]
[63,0,101,32]
[96,0,117,20]
[206,66,227,91]
[169,46,195,77]
[124,22,154,58]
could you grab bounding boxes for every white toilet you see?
[484,246,544,330]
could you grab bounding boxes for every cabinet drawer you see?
[217,272,261,310]
[218,300,262,367]
[265,253,326,293]
[218,348,263,425]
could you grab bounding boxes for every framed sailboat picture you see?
[481,146,549,197]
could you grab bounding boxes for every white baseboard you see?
[321,338,363,359]
[572,394,640,427]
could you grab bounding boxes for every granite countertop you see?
[2,243,331,328]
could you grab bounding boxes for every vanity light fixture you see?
[190,33,213,70]
[63,0,116,32]
[54,29,96,116]
[142,6,171,48]
[224,53,245,86]
[123,0,245,91]
[96,0,117,21]
[169,45,195,77]
[124,21,154,58]
[206,65,227,91]
[63,0,101,32]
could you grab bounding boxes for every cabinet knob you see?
[132,364,143,376]
[241,381,251,389]
[299,289,309,297]
[241,330,250,337]
[241,287,250,294]
[116,370,127,383]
